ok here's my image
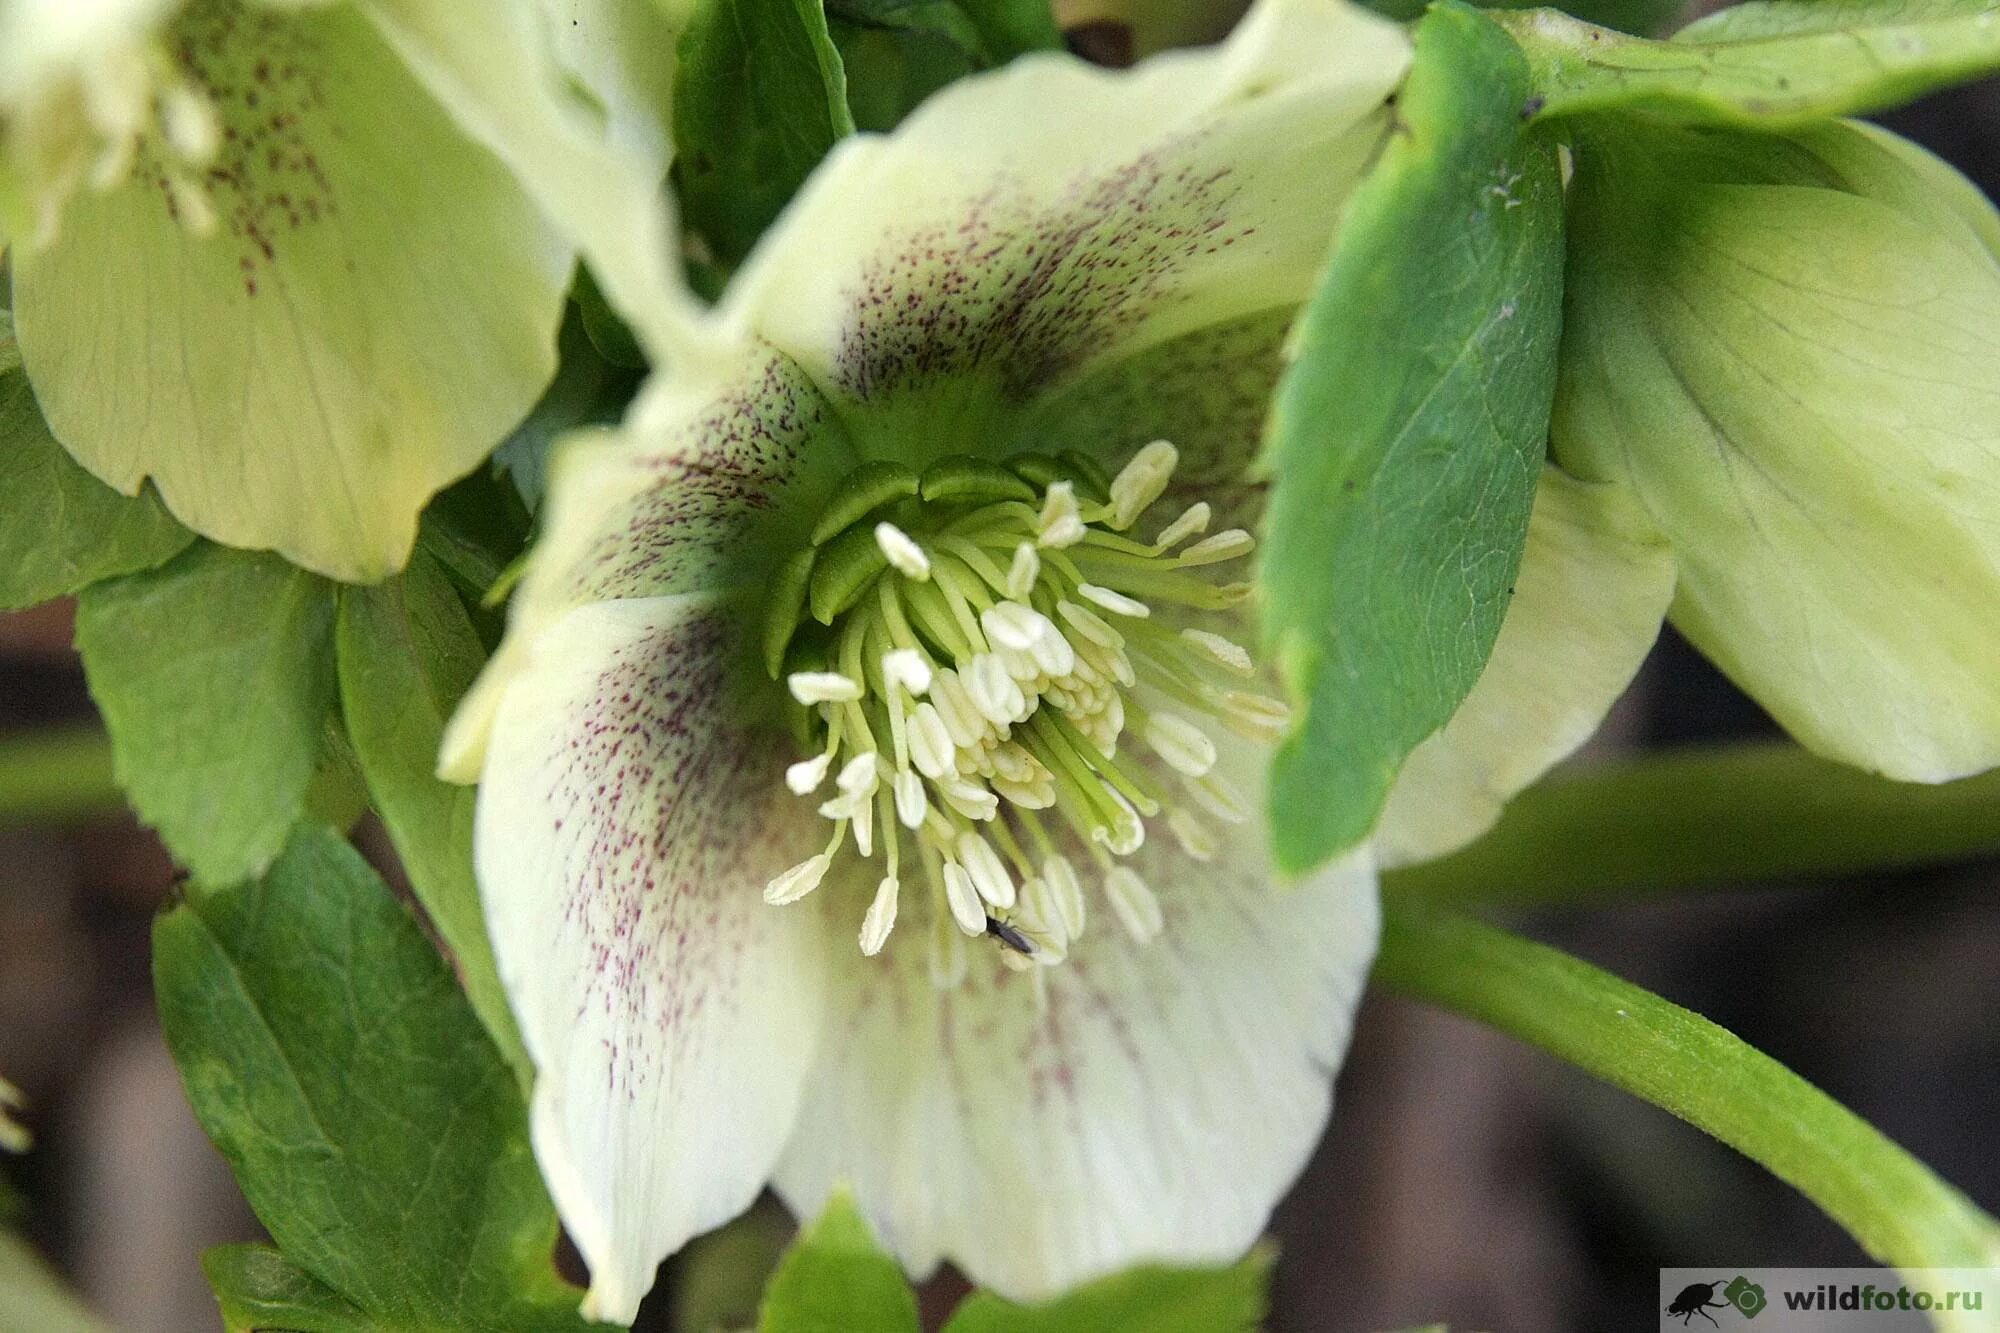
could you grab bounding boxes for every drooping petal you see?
[771,745,1378,1299]
[439,338,855,780]
[718,0,1409,457]
[475,593,826,1324]
[10,0,571,581]
[1556,118,2000,781]
[353,0,699,359]
[1373,467,1675,867]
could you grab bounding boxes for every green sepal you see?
[1501,0,2000,129]
[765,546,822,678]
[1261,2,1564,872]
[810,523,891,624]
[940,1246,1274,1332]
[757,1192,918,1333]
[811,460,923,544]
[918,455,1038,505]
[202,1245,370,1333]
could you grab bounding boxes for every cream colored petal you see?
[1375,467,1674,868]
[476,593,824,1323]
[772,742,1377,1299]
[718,0,1408,457]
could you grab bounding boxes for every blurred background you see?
[4,23,1998,1333]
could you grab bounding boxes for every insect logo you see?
[1666,1275,1767,1325]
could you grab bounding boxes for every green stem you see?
[0,726,124,825]
[1383,742,2000,906]
[1375,898,2000,1303]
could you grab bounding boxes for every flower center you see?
[761,441,1288,986]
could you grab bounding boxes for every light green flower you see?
[1556,116,2000,782]
[441,0,1673,1317]
[0,0,686,580]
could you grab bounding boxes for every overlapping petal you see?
[717,0,1410,460]
[1374,467,1676,866]
[772,745,1377,1299]
[475,593,825,1323]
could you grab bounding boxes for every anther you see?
[1103,865,1165,942]
[789,671,863,704]
[860,876,900,955]
[1108,440,1177,530]
[765,853,831,905]
[875,522,932,580]
[943,863,988,935]
[1037,482,1086,548]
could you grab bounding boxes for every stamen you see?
[875,522,932,580]
[860,876,900,955]
[767,441,1276,978]
[789,671,863,704]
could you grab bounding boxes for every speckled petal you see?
[718,0,1409,458]
[440,337,854,780]
[1374,467,1676,867]
[10,0,570,581]
[476,593,825,1324]
[771,741,1377,1299]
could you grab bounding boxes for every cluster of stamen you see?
[762,441,1288,987]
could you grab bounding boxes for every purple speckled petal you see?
[770,741,1378,1300]
[717,0,1409,460]
[441,338,854,780]
[475,594,827,1323]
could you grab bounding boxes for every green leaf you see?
[1500,0,2000,128]
[202,1245,370,1333]
[336,549,531,1084]
[674,0,856,266]
[1260,2,1564,873]
[0,311,191,612]
[154,826,591,1332]
[1374,899,2000,1323]
[76,543,338,885]
[828,0,1060,131]
[942,1249,1273,1332]
[1364,0,1683,39]
[757,1193,918,1333]
[1384,741,2000,907]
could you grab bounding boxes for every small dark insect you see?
[1666,1281,1730,1327]
[984,916,1035,956]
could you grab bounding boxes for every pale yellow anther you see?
[1006,543,1041,599]
[966,653,1027,724]
[1104,866,1165,943]
[1078,584,1150,618]
[955,831,1017,909]
[789,671,863,705]
[1218,690,1292,741]
[875,521,932,580]
[907,703,956,780]
[1179,529,1255,565]
[1036,482,1086,548]
[161,82,219,162]
[1108,439,1178,530]
[1042,856,1086,937]
[1182,628,1254,676]
[943,863,988,935]
[860,876,900,956]
[785,753,833,794]
[981,602,1043,652]
[1155,501,1212,548]
[893,770,929,828]
[1144,712,1218,778]
[940,777,1000,822]
[764,853,831,905]
[1167,808,1219,861]
[882,648,932,696]
[836,752,882,796]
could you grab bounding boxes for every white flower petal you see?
[773,743,1377,1299]
[1375,467,1674,866]
[476,594,824,1323]
[721,0,1408,426]
[440,340,853,780]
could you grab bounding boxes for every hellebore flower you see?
[1556,116,2000,782]
[0,0,684,580]
[442,0,1674,1317]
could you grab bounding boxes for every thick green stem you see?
[0,726,124,825]
[1375,898,2000,1310]
[1383,742,2000,906]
